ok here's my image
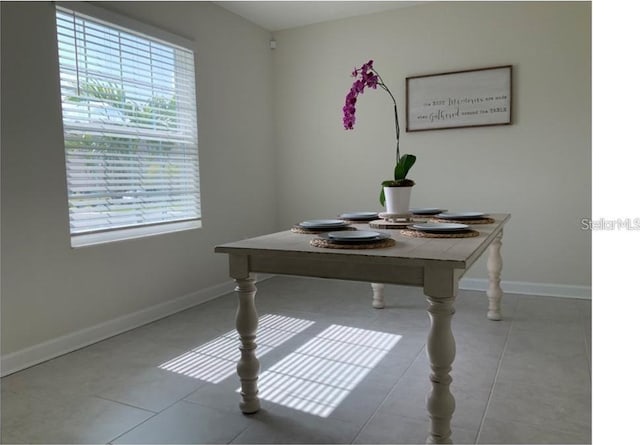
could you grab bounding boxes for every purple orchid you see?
[342,60,400,164]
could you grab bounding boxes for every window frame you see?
[54,2,202,248]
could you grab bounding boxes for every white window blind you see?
[55,6,201,246]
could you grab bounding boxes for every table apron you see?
[232,254,466,291]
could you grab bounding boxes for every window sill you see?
[70,220,202,248]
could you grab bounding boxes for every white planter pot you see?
[383,186,413,214]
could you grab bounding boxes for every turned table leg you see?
[425,294,456,444]
[371,282,385,308]
[235,274,261,414]
[487,229,504,321]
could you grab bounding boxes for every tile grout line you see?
[349,341,427,443]
[103,379,210,444]
[176,399,253,445]
[106,408,163,444]
[473,297,518,445]
[93,394,159,414]
[227,423,252,444]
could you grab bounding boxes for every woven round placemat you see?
[291,226,356,234]
[400,229,480,239]
[310,238,396,249]
[428,217,495,225]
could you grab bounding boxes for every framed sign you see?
[406,65,512,131]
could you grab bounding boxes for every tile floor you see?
[1,276,591,444]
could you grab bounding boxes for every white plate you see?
[412,223,470,232]
[329,230,380,240]
[437,212,486,220]
[339,212,379,220]
[299,219,347,229]
[411,208,444,215]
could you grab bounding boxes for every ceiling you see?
[212,1,424,32]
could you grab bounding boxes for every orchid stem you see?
[372,68,400,165]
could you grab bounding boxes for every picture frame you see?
[406,65,512,132]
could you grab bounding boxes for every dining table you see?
[215,213,510,444]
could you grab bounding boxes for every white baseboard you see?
[0,277,264,377]
[459,278,591,299]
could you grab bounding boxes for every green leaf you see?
[394,154,416,180]
[379,187,386,206]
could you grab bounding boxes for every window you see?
[55,4,201,247]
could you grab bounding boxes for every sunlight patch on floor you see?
[159,314,314,383]
[242,324,402,417]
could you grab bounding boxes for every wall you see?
[272,1,591,291]
[1,1,276,371]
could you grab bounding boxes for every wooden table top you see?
[215,213,510,272]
